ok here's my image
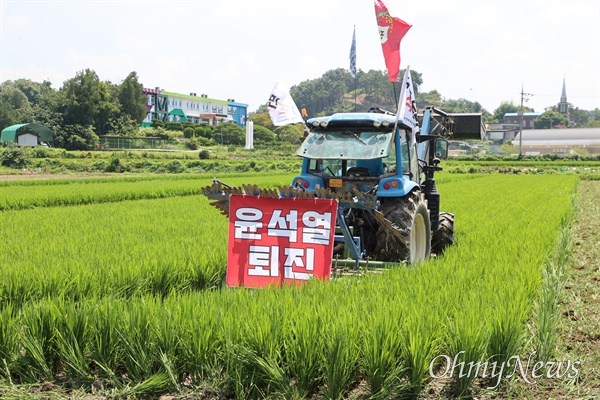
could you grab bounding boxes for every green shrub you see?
[31,147,50,158]
[199,150,210,160]
[91,161,108,171]
[105,157,123,173]
[165,160,184,173]
[185,138,199,150]
[183,127,195,139]
[0,146,30,168]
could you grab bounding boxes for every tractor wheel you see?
[432,212,454,256]
[374,191,431,264]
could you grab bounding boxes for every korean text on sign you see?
[227,195,338,288]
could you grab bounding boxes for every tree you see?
[491,101,533,123]
[249,112,275,131]
[0,101,18,131]
[106,115,139,136]
[274,124,304,145]
[568,106,589,127]
[253,125,276,143]
[584,108,600,128]
[54,124,99,150]
[0,83,33,129]
[534,111,568,129]
[440,98,483,113]
[546,104,589,127]
[289,68,425,117]
[418,90,443,108]
[213,122,245,145]
[118,72,147,124]
[183,127,195,139]
[60,69,119,135]
[194,125,214,139]
[31,80,63,133]
[11,79,47,106]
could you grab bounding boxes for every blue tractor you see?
[203,106,484,266]
[288,106,483,264]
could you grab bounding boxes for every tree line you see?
[0,70,147,150]
[251,67,600,129]
[2,67,599,152]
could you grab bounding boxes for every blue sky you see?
[1,0,599,114]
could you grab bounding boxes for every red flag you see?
[374,0,412,82]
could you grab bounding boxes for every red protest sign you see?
[226,194,338,288]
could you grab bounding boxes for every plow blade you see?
[201,181,408,264]
[201,182,380,217]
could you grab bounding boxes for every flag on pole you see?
[267,82,305,126]
[349,26,357,78]
[374,0,412,82]
[396,66,419,143]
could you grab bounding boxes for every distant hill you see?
[253,67,491,120]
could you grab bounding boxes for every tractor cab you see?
[292,110,421,197]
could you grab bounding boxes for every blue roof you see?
[504,112,542,117]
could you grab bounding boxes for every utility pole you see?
[519,85,533,157]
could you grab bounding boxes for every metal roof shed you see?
[1,123,54,145]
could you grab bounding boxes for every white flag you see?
[396,66,419,143]
[267,82,305,126]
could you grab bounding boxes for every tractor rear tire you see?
[374,191,431,264]
[432,212,454,256]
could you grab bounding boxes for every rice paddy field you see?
[0,170,593,399]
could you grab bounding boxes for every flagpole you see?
[353,25,356,112]
[350,25,357,112]
[354,75,357,112]
[393,81,398,112]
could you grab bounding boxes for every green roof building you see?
[1,123,54,147]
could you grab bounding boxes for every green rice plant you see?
[0,303,16,379]
[117,302,157,383]
[284,305,326,397]
[534,260,562,363]
[399,310,442,395]
[176,299,222,383]
[55,322,91,383]
[445,297,489,395]
[321,309,361,400]
[152,305,184,391]
[15,301,62,382]
[218,290,277,399]
[361,315,407,398]
[89,299,123,382]
[487,289,530,367]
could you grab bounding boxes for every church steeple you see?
[558,77,568,115]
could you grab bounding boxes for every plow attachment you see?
[201,180,407,268]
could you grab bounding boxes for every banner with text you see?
[227,195,337,288]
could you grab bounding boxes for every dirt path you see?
[511,179,600,399]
